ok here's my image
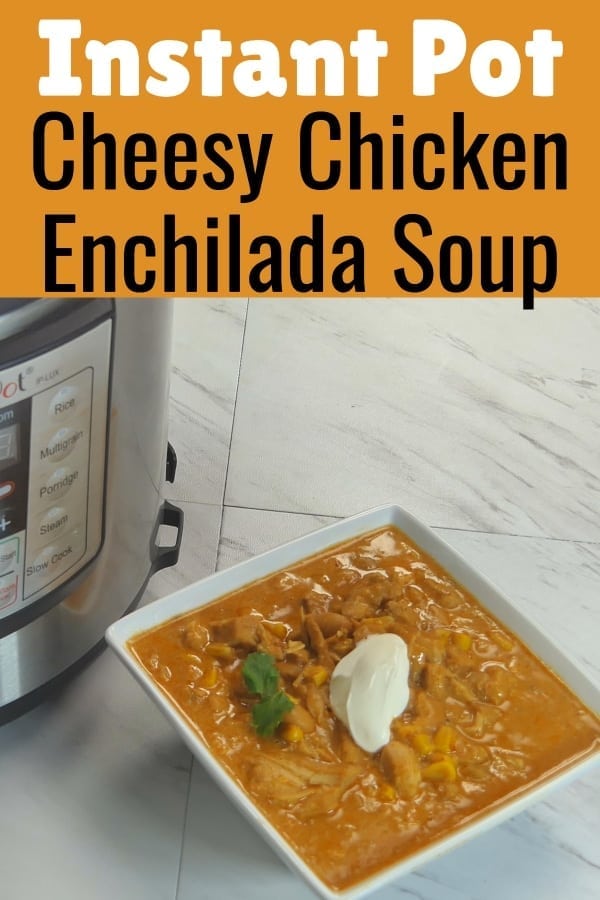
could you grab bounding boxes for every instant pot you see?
[0,299,183,722]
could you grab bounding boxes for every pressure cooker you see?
[0,299,183,722]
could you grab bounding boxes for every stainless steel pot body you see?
[0,299,181,720]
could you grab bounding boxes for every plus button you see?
[0,513,12,533]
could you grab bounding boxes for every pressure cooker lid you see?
[0,299,100,346]
[0,299,39,316]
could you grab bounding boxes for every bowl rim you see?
[106,503,600,900]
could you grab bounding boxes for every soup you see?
[129,527,600,891]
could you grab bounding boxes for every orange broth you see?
[129,527,600,890]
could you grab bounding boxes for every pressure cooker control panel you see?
[0,319,111,621]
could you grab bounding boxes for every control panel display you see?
[0,319,112,621]
[0,424,19,470]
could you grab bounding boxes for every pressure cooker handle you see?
[166,442,178,483]
[151,500,184,574]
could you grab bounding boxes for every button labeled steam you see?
[39,506,69,540]
[41,466,79,501]
[40,427,84,463]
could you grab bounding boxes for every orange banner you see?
[1,1,597,303]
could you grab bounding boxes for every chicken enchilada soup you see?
[129,527,600,891]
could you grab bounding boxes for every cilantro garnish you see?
[243,651,280,698]
[252,692,294,737]
[242,652,293,738]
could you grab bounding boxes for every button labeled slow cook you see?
[48,384,80,420]
[40,466,79,502]
[26,529,83,580]
[39,427,85,463]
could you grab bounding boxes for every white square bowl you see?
[105,504,600,900]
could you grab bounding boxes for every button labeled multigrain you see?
[41,466,79,501]
[39,427,84,463]
[38,506,69,540]
[49,384,80,420]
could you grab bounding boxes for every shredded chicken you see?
[283,703,316,733]
[246,753,360,816]
[183,624,210,654]
[304,614,334,668]
[256,623,285,660]
[471,666,513,705]
[312,612,351,637]
[380,741,421,799]
[305,682,329,725]
[423,662,450,699]
[340,597,372,619]
[210,615,260,649]
[336,725,364,764]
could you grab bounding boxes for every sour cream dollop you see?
[329,633,410,753]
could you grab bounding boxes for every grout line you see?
[163,495,223,509]
[425,525,600,547]
[167,497,600,549]
[216,503,600,547]
[173,755,195,900]
[215,300,250,569]
[222,503,341,520]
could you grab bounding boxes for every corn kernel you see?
[413,733,434,755]
[378,783,397,802]
[199,666,218,688]
[422,758,457,782]
[205,642,235,661]
[493,631,514,652]
[263,620,288,639]
[356,616,395,636]
[392,722,420,740]
[434,628,451,644]
[304,664,329,687]
[279,723,304,743]
[452,632,472,651]
[434,725,457,753]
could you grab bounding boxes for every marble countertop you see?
[2,299,599,900]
